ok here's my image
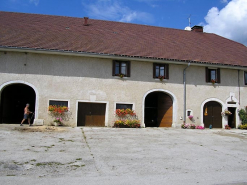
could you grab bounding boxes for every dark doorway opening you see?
[144,92,173,127]
[203,101,222,128]
[0,84,36,124]
[228,107,236,128]
[77,102,106,127]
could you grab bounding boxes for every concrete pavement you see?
[0,124,247,185]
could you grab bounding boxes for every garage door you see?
[77,103,106,127]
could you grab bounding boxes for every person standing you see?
[20,104,32,126]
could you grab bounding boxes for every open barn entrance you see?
[0,84,36,124]
[144,92,173,127]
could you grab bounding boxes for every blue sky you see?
[1,0,247,45]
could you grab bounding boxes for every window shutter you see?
[153,63,156,78]
[245,72,247,85]
[112,60,116,76]
[166,64,169,79]
[127,61,131,77]
[217,68,221,83]
[205,67,209,82]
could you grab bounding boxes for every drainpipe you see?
[238,70,240,105]
[183,63,190,123]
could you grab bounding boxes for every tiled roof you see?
[1,11,247,67]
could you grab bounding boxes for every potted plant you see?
[48,105,69,126]
[224,110,232,115]
[114,109,140,128]
[188,115,193,120]
[54,117,63,126]
[225,125,231,130]
[115,109,136,117]
[118,73,125,78]
[221,110,232,116]
[211,79,216,85]
[158,76,165,81]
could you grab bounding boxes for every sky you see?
[1,0,247,45]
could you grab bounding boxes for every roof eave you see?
[0,46,246,69]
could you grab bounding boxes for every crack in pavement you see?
[81,128,100,173]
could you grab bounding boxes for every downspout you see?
[238,70,240,105]
[183,63,191,124]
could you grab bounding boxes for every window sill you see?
[113,76,129,79]
[154,78,168,81]
[206,83,220,85]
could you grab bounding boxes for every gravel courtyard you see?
[0,124,247,185]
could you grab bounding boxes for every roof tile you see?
[0,11,247,67]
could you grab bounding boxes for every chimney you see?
[191,26,203,33]
[83,17,89,26]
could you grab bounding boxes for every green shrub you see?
[239,124,247,130]
[239,108,247,125]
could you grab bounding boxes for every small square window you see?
[112,60,130,77]
[187,111,191,116]
[116,104,133,110]
[244,71,247,85]
[49,100,68,107]
[153,63,169,79]
[205,67,221,83]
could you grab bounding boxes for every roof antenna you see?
[188,14,191,27]
[184,14,192,31]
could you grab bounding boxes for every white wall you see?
[0,51,246,127]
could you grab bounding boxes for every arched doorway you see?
[203,101,222,128]
[144,91,173,127]
[0,84,36,124]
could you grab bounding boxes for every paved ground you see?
[0,124,247,185]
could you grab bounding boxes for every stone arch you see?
[0,80,39,123]
[201,98,226,128]
[142,89,177,127]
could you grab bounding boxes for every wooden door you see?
[203,101,222,128]
[77,103,106,127]
[157,93,173,127]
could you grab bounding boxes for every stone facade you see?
[0,51,246,128]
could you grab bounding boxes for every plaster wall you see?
[0,51,246,127]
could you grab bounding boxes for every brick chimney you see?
[191,26,203,33]
[83,17,89,26]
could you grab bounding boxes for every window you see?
[205,67,221,83]
[112,60,130,77]
[245,71,247,85]
[187,111,191,116]
[49,100,68,107]
[116,104,133,110]
[153,63,169,79]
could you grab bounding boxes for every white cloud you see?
[203,0,247,46]
[84,0,153,23]
[221,0,228,3]
[29,0,39,6]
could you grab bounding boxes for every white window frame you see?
[47,99,70,112]
[114,102,135,111]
